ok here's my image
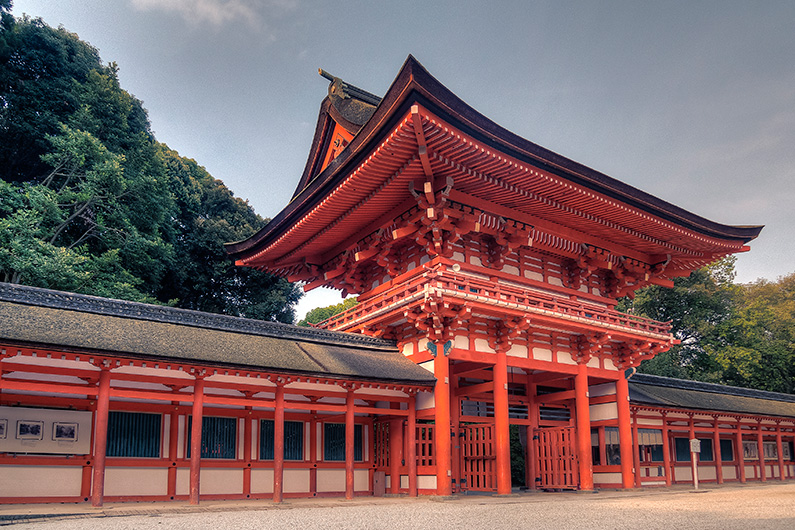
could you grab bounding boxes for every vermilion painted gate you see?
[459,424,496,492]
[534,426,579,489]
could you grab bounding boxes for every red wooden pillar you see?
[433,344,452,496]
[450,370,461,493]
[736,420,746,483]
[408,392,418,497]
[776,423,785,481]
[345,388,355,499]
[243,408,252,498]
[615,374,634,489]
[713,417,723,484]
[167,404,179,500]
[189,376,205,505]
[757,422,766,481]
[309,407,318,496]
[494,350,511,495]
[389,418,403,494]
[632,410,641,488]
[661,412,672,486]
[526,378,538,490]
[273,384,285,503]
[91,367,111,507]
[574,362,593,491]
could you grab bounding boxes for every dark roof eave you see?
[226,55,762,261]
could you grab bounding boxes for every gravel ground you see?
[7,483,795,530]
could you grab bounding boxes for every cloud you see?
[129,0,294,29]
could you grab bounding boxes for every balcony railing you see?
[318,266,672,338]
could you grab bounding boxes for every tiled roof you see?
[629,373,795,418]
[0,283,435,386]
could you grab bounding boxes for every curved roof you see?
[227,56,761,270]
[0,283,435,386]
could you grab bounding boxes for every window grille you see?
[106,411,161,458]
[259,419,304,460]
[187,416,237,459]
[324,423,363,461]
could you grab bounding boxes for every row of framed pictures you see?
[0,419,78,442]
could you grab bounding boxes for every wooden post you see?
[433,344,452,496]
[274,384,285,503]
[189,376,205,505]
[345,388,355,499]
[688,414,698,489]
[757,422,766,481]
[91,367,111,507]
[713,417,723,484]
[615,375,634,489]
[407,393,418,497]
[526,378,538,490]
[661,412,672,486]
[776,423,785,481]
[736,420,746,483]
[243,408,252,498]
[494,350,511,495]
[167,405,179,500]
[309,408,318,497]
[574,362,593,491]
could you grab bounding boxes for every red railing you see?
[319,265,672,337]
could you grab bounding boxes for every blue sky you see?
[10,1,795,317]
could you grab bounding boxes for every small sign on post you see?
[690,438,701,490]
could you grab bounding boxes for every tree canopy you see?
[297,297,358,327]
[625,258,795,394]
[0,8,301,322]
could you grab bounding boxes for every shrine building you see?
[1,56,793,505]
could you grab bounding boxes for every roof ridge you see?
[0,282,396,351]
[631,373,795,403]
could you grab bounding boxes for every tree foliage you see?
[298,297,358,327]
[0,9,301,322]
[626,258,795,394]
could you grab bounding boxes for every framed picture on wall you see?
[16,420,44,440]
[0,419,7,439]
[52,422,78,442]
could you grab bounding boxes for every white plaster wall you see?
[416,391,435,411]
[400,475,409,489]
[502,265,519,275]
[317,469,344,492]
[745,465,755,478]
[697,465,717,480]
[0,406,92,455]
[104,468,168,496]
[589,382,616,398]
[723,466,737,480]
[0,465,82,497]
[594,472,622,485]
[355,469,368,491]
[454,335,469,349]
[474,339,495,353]
[532,348,553,362]
[587,357,600,368]
[418,361,434,374]
[557,351,577,365]
[636,418,664,426]
[524,270,543,281]
[402,342,415,357]
[589,402,618,421]
[675,467,692,481]
[251,469,274,494]
[417,475,437,491]
[200,468,243,495]
[507,344,528,358]
[176,468,189,495]
[285,469,310,493]
[603,358,617,371]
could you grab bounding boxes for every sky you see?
[9,0,795,320]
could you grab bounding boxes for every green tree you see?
[623,258,738,381]
[298,297,358,327]
[712,273,795,393]
[157,147,302,323]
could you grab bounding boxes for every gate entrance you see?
[459,423,496,492]
[534,426,579,489]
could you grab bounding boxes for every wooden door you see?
[534,426,579,489]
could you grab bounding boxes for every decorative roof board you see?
[227,56,762,267]
[629,373,795,418]
[0,283,435,386]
